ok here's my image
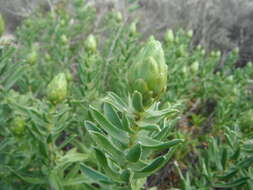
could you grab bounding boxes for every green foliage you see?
[0,1,253,190]
[0,14,5,37]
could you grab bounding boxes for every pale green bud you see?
[128,36,168,105]
[196,45,202,51]
[47,73,68,104]
[0,14,5,37]
[216,50,221,58]
[164,29,174,43]
[129,22,137,36]
[115,11,123,23]
[182,66,188,75]
[233,47,239,55]
[187,30,193,38]
[201,49,206,56]
[27,48,38,65]
[191,61,199,73]
[85,34,97,53]
[227,75,233,82]
[61,34,68,44]
[10,116,26,136]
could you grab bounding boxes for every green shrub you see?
[1,1,253,190]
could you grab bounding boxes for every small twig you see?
[102,18,128,89]
[47,0,55,17]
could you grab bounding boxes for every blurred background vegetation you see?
[1,0,253,67]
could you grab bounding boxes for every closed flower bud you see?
[47,73,68,104]
[200,49,206,56]
[182,66,188,75]
[85,34,96,53]
[240,109,253,132]
[233,47,239,55]
[129,22,137,36]
[210,51,216,57]
[115,11,123,23]
[227,75,233,82]
[191,61,199,73]
[0,14,5,37]
[216,50,221,58]
[27,49,38,65]
[196,45,202,51]
[164,29,174,43]
[10,116,26,136]
[65,69,73,82]
[61,34,68,44]
[187,30,193,38]
[128,36,168,106]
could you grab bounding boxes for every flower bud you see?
[240,109,253,132]
[200,49,205,56]
[85,34,96,53]
[187,30,193,38]
[65,69,73,82]
[0,14,5,37]
[196,45,202,51]
[47,73,68,104]
[227,75,233,82]
[115,11,123,23]
[216,50,221,58]
[232,47,239,55]
[128,36,168,105]
[182,66,188,75]
[27,48,38,65]
[164,29,174,43]
[60,34,68,44]
[129,22,137,37]
[191,61,199,73]
[10,116,26,136]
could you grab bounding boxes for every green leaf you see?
[126,143,142,162]
[89,105,129,144]
[132,91,144,112]
[216,169,238,180]
[57,149,88,167]
[84,120,104,134]
[94,148,123,182]
[236,157,253,169]
[80,164,114,185]
[122,114,134,133]
[106,92,128,112]
[213,177,249,188]
[49,171,63,190]
[4,166,47,184]
[103,102,123,130]
[221,148,227,170]
[134,156,166,178]
[120,169,131,183]
[154,119,178,140]
[90,131,125,165]
[138,136,183,150]
[137,122,161,132]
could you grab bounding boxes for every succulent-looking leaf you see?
[132,91,144,112]
[213,177,249,188]
[126,143,142,162]
[89,131,125,165]
[134,156,166,178]
[80,164,114,185]
[89,106,129,144]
